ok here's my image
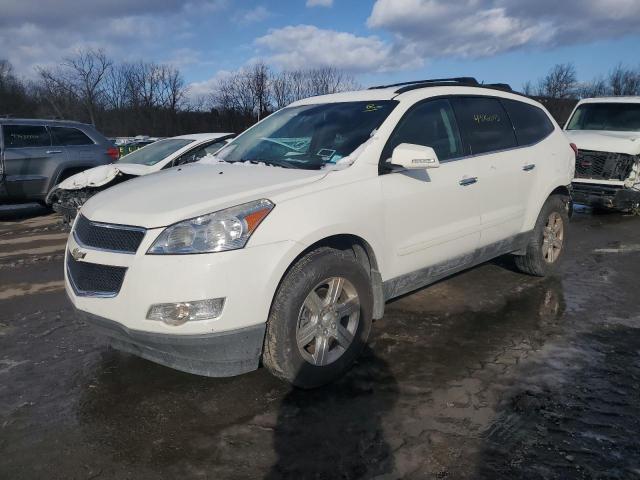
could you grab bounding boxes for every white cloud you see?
[256,25,421,73]
[306,0,333,7]
[367,0,640,59]
[233,6,273,25]
[0,0,226,78]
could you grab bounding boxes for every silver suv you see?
[0,118,118,205]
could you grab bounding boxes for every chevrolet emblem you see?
[71,247,87,261]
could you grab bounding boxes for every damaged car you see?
[565,97,640,213]
[47,132,233,222]
[65,78,575,388]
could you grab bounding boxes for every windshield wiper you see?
[243,159,299,169]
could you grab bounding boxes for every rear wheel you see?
[263,247,373,388]
[515,195,569,277]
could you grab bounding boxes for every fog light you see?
[146,298,225,326]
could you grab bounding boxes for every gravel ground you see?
[0,205,639,479]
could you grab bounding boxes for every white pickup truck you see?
[565,97,640,213]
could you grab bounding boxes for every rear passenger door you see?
[501,99,556,216]
[1,124,61,201]
[50,126,98,165]
[451,97,523,246]
[380,98,482,281]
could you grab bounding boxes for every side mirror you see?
[390,143,440,170]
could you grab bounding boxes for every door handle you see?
[459,177,478,186]
[523,164,536,171]
[46,150,63,154]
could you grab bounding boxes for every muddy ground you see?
[0,204,639,480]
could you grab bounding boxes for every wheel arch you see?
[525,183,573,230]
[270,233,386,321]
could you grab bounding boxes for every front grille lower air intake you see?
[67,254,127,297]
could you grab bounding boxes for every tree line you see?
[1,49,639,137]
[0,49,358,137]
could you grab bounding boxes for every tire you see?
[515,194,569,277]
[263,247,373,389]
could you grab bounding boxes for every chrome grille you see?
[575,150,636,181]
[73,214,145,254]
[67,254,127,297]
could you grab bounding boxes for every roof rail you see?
[482,83,513,92]
[369,77,479,90]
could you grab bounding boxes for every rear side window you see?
[451,97,517,155]
[50,127,94,146]
[384,99,464,161]
[2,125,51,148]
[502,99,554,146]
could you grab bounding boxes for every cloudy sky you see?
[2,0,640,95]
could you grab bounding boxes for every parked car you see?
[0,118,118,206]
[64,78,575,388]
[565,97,640,213]
[48,133,234,222]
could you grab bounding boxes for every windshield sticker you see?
[364,104,385,112]
[473,113,501,124]
[316,148,336,160]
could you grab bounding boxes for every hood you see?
[80,162,328,227]
[566,130,640,156]
[56,163,153,190]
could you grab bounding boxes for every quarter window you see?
[385,99,464,161]
[3,125,51,148]
[451,97,517,155]
[502,99,554,146]
[50,127,94,146]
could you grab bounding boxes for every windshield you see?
[117,138,194,165]
[566,103,640,132]
[216,101,398,169]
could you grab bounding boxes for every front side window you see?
[502,99,555,146]
[451,97,517,155]
[50,127,94,146]
[566,103,640,132]
[117,138,194,165]
[384,99,464,161]
[216,101,398,169]
[173,140,227,167]
[3,125,51,148]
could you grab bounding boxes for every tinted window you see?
[502,99,554,145]
[451,97,516,155]
[3,125,51,148]
[385,99,464,161]
[50,127,94,146]
[566,103,640,131]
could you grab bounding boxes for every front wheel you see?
[262,247,373,388]
[514,195,569,277]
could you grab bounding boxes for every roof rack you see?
[369,77,479,90]
[368,77,519,95]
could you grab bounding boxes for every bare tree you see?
[521,80,535,96]
[536,63,577,99]
[608,64,640,96]
[577,76,609,98]
[246,61,271,120]
[37,48,111,124]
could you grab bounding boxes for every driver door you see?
[380,98,482,284]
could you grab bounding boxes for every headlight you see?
[147,199,274,254]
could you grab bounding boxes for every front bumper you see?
[78,309,265,377]
[572,182,640,210]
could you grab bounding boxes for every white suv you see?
[65,78,575,388]
[565,97,640,212]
